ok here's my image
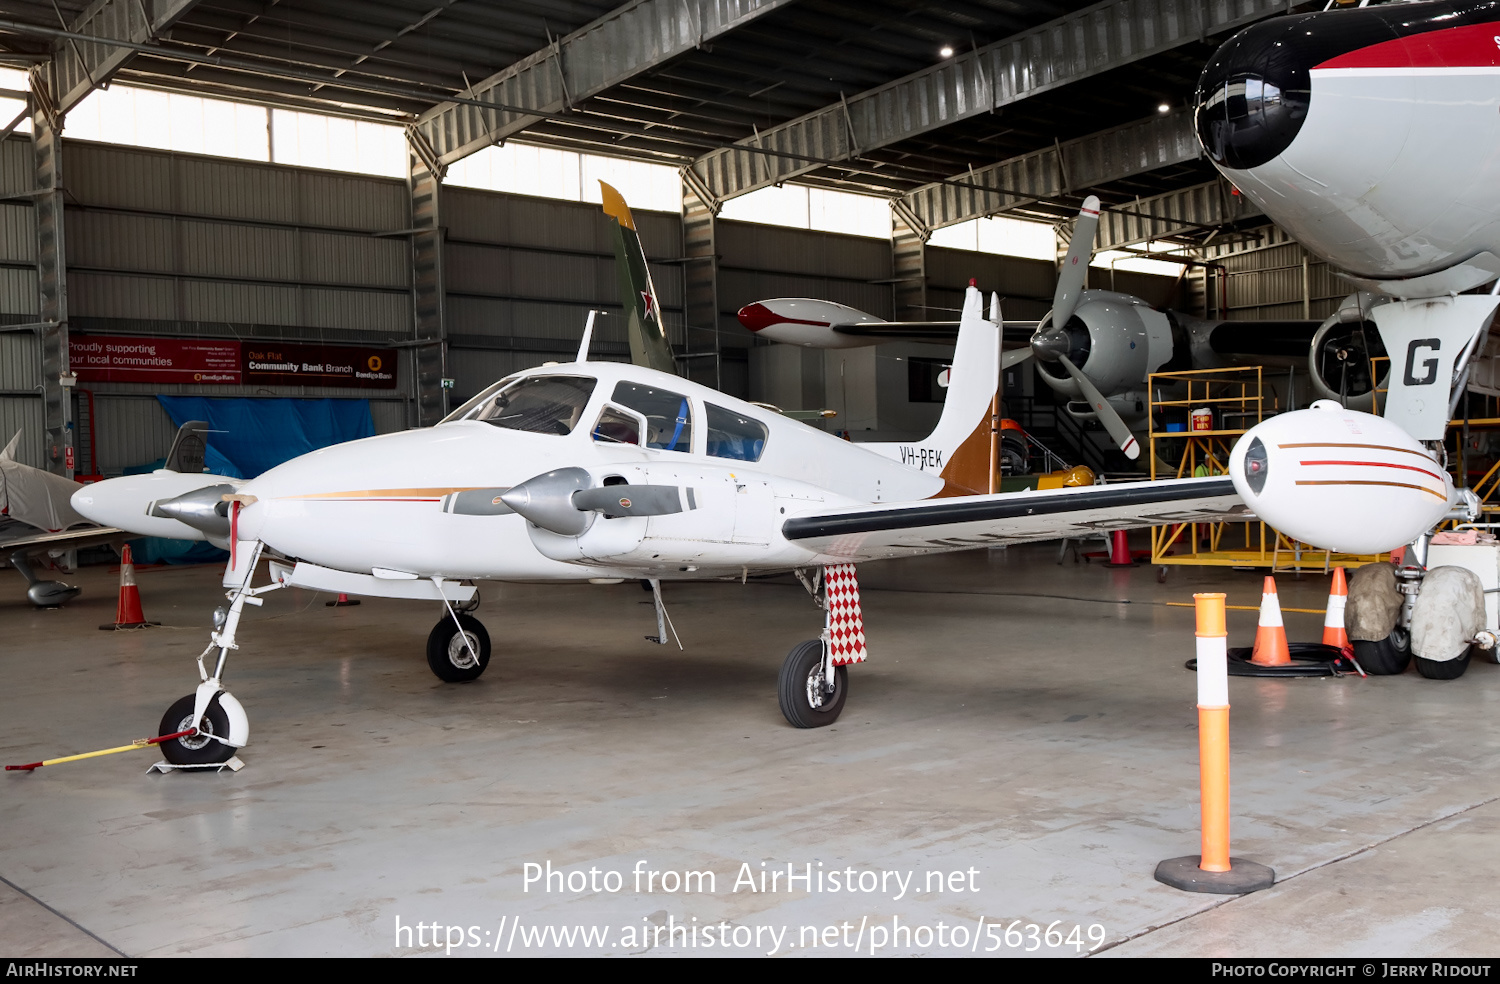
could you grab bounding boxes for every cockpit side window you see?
[474,375,597,436]
[610,381,693,453]
[705,404,768,462]
[591,405,643,446]
[441,377,515,424]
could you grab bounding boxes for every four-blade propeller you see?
[1001,195,1140,459]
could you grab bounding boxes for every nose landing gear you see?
[157,537,278,768]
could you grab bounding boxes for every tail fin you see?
[863,283,1001,493]
[600,181,676,376]
[164,420,210,473]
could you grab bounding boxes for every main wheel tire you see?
[426,614,491,682]
[158,693,236,766]
[778,639,848,728]
[1352,628,1412,676]
[1415,645,1473,680]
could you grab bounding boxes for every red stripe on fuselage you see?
[1298,459,1446,483]
[1316,20,1500,71]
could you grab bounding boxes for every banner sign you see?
[72,336,397,389]
[72,336,242,384]
[242,342,396,388]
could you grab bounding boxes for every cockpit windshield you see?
[464,375,597,436]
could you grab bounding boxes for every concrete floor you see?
[1,543,1497,958]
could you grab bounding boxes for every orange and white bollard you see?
[98,544,158,631]
[1155,592,1275,894]
[1248,576,1292,667]
[1322,567,1351,651]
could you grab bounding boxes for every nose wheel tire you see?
[778,639,847,728]
[158,693,236,766]
[426,614,491,682]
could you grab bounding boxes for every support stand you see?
[149,757,245,774]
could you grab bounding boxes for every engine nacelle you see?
[1306,309,1386,412]
[1035,291,1172,400]
[523,462,840,570]
[736,298,882,348]
[1229,401,1454,554]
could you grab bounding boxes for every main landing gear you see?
[426,613,491,682]
[779,639,847,728]
[778,564,866,729]
[425,582,492,682]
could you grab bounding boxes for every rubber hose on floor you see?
[1185,642,1357,677]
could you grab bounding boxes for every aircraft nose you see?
[1196,3,1414,172]
[1195,18,1315,171]
[1195,4,1401,174]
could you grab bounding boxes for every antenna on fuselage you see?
[576,309,598,363]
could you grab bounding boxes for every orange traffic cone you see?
[99,544,158,630]
[1249,576,1291,667]
[325,593,360,607]
[1104,530,1136,567]
[1322,567,1350,651]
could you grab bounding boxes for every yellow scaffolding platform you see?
[1147,366,1383,575]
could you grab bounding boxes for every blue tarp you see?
[156,396,375,479]
[127,397,376,564]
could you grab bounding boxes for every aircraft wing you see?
[833,321,1037,344]
[781,476,1244,564]
[1,520,131,558]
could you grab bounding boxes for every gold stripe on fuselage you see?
[1294,479,1447,502]
[283,487,481,500]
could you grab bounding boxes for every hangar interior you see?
[2,0,1497,960]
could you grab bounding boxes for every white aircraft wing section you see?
[1,523,127,550]
[781,477,1245,564]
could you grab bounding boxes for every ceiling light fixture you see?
[940,45,954,58]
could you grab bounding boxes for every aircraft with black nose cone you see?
[1195,0,1500,548]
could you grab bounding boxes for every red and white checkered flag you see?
[824,563,867,666]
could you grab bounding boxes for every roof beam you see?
[415,0,798,167]
[901,109,1201,234]
[1094,178,1264,252]
[688,0,1292,205]
[49,0,202,114]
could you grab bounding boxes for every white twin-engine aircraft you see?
[73,285,1270,766]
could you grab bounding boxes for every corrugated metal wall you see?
[442,186,685,408]
[1193,224,1345,322]
[0,132,1199,470]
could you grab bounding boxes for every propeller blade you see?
[572,485,686,518]
[1051,195,1101,330]
[1001,348,1034,371]
[1057,353,1140,459]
